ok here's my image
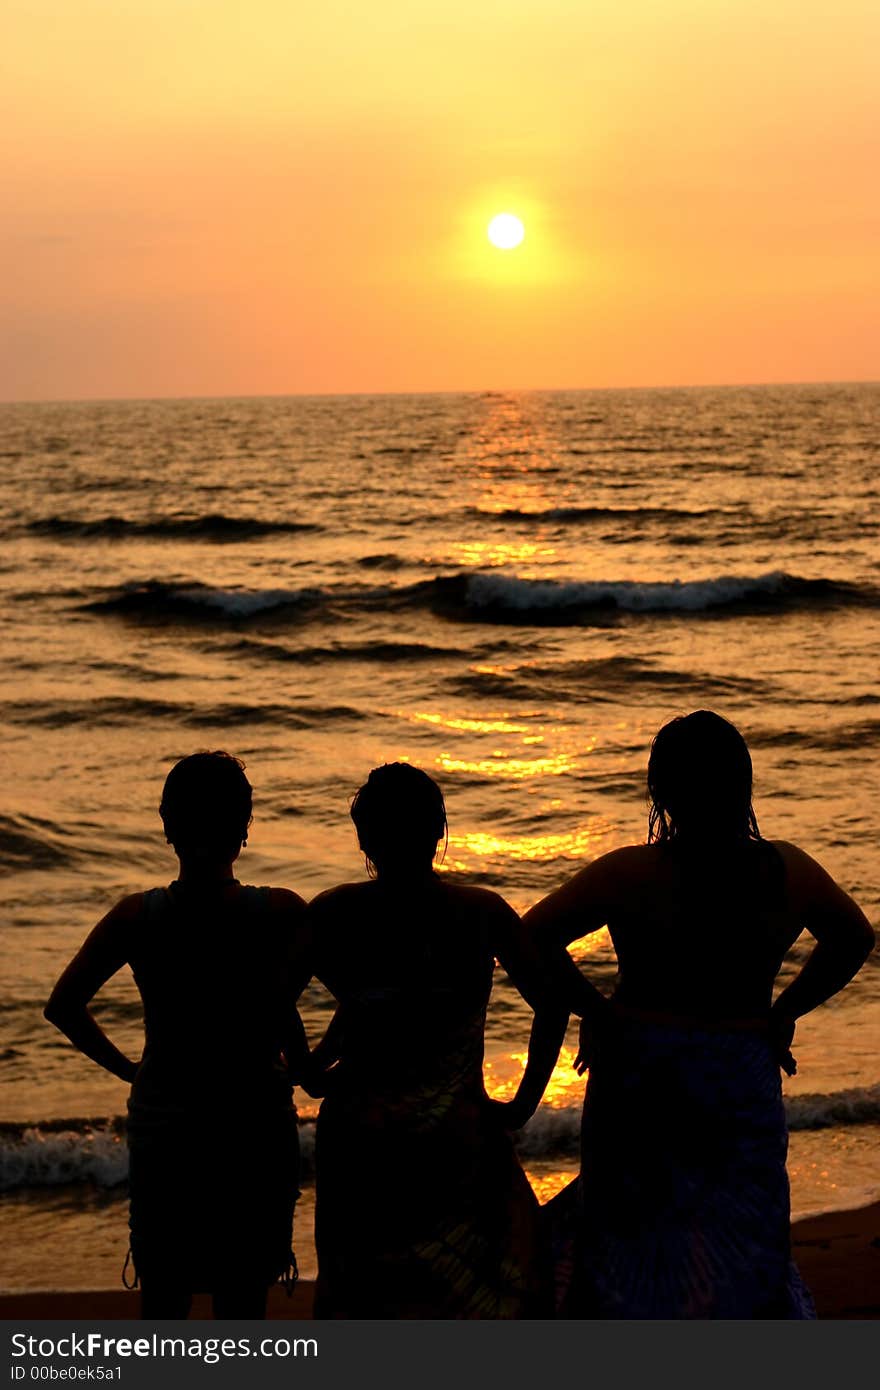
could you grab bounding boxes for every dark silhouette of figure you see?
[305,762,567,1318]
[525,711,875,1319]
[45,752,311,1319]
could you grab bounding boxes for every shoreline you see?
[1,1202,877,1321]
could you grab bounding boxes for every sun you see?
[487,213,525,250]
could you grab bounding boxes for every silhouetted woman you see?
[45,752,311,1319]
[306,762,567,1318]
[525,711,875,1319]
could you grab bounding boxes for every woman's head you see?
[647,711,760,844]
[160,751,253,863]
[350,762,447,876]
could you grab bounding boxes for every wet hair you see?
[160,751,253,860]
[647,711,761,845]
[350,762,448,876]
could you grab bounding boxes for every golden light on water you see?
[407,711,531,735]
[435,728,598,783]
[447,820,613,864]
[438,753,576,780]
[570,926,614,959]
[484,1045,584,1108]
[451,538,557,569]
[397,708,597,784]
[524,1169,576,1204]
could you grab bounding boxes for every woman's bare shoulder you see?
[91,892,149,943]
[265,886,308,915]
[769,840,868,913]
[578,843,658,889]
[306,881,371,917]
[442,882,518,920]
[604,843,656,869]
[107,891,149,922]
[769,839,836,889]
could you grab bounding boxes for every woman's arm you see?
[293,889,350,1097]
[771,843,875,1025]
[521,848,636,1022]
[310,1007,346,1071]
[489,896,570,1129]
[44,896,143,1083]
[491,1005,570,1131]
[270,888,322,1090]
[289,1006,347,1098]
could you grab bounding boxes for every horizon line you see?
[1,377,878,409]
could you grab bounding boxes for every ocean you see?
[1,383,878,1291]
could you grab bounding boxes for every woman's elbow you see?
[43,996,63,1028]
[832,919,876,972]
[856,920,877,962]
[44,990,76,1029]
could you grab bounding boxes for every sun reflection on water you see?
[451,538,557,570]
[569,926,615,959]
[444,817,611,861]
[483,1045,585,1109]
[437,752,576,779]
[446,818,615,866]
[406,711,531,735]
[395,705,600,785]
[523,1167,577,1204]
[440,393,572,577]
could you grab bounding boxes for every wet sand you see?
[1,1202,877,1321]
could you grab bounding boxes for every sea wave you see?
[447,655,768,703]
[0,1121,130,1191]
[228,636,479,665]
[514,1083,880,1159]
[4,696,184,729]
[465,505,873,549]
[28,514,319,541]
[0,813,77,872]
[80,580,327,621]
[79,570,878,629]
[435,571,875,621]
[468,504,738,526]
[748,721,880,752]
[3,1087,877,1190]
[4,695,369,731]
[0,1118,316,1192]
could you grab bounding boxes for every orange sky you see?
[3,0,878,399]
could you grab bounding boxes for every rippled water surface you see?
[1,384,878,1284]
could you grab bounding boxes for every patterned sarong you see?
[314,1008,550,1319]
[547,1013,815,1319]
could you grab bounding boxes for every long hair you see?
[350,762,448,877]
[646,711,761,845]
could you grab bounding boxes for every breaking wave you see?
[78,571,878,628]
[3,1087,877,1190]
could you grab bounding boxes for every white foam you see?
[514,1083,880,1156]
[2,1087,875,1191]
[785,1083,880,1131]
[0,1125,128,1191]
[464,570,799,614]
[174,585,320,617]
